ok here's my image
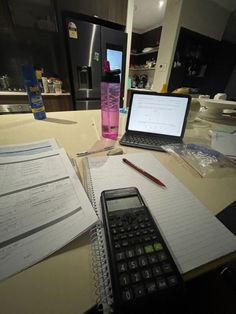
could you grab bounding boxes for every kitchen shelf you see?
[128,88,154,92]
[129,67,155,71]
[0,91,70,96]
[130,47,158,56]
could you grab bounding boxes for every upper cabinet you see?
[168,27,236,96]
[0,0,128,94]
[97,0,128,25]
[0,0,61,91]
[2,0,127,34]
[8,0,58,32]
[57,0,127,26]
[130,27,161,69]
[0,0,13,32]
[129,27,162,89]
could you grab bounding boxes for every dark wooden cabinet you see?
[43,94,72,111]
[0,94,73,112]
[130,27,161,66]
[168,27,236,96]
[8,0,57,32]
[0,0,13,32]
[57,0,127,26]
[99,0,128,26]
[0,0,128,110]
[129,27,161,89]
[0,0,62,91]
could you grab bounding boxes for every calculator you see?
[101,187,184,313]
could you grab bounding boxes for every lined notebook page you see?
[85,152,236,274]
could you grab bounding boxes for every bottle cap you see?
[103,60,121,75]
[102,60,120,83]
[103,61,110,73]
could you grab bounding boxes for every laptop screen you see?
[127,93,189,137]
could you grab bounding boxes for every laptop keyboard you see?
[120,133,181,151]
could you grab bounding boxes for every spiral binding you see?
[83,158,114,313]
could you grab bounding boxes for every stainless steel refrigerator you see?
[66,16,127,110]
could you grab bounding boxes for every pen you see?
[76,145,114,157]
[122,158,166,188]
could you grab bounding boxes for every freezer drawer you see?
[75,100,101,110]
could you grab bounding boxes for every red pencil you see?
[122,158,166,188]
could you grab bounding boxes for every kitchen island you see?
[0,110,235,314]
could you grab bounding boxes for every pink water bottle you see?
[101,61,121,140]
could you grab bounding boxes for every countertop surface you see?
[0,111,235,314]
[0,91,70,96]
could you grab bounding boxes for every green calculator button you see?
[153,242,163,251]
[144,245,154,254]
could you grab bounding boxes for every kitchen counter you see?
[0,111,236,314]
[0,91,70,96]
[0,92,73,112]
[128,88,154,92]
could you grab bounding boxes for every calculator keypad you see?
[108,209,181,303]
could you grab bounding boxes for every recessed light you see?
[159,0,164,8]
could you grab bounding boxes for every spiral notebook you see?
[83,152,236,311]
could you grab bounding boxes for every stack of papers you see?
[211,131,236,159]
[0,139,98,281]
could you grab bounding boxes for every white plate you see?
[142,47,153,53]
[199,99,236,111]
[198,99,236,123]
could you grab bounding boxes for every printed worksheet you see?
[0,148,98,281]
[0,138,59,157]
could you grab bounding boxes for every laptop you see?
[119,91,191,152]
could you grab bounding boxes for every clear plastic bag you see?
[162,143,236,177]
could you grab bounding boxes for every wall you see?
[222,10,236,99]
[168,0,236,97]
[169,27,236,96]
[153,0,233,93]
[225,63,236,100]
[131,32,141,53]
[153,0,183,91]
[181,0,230,41]
[223,9,236,44]
[123,0,134,107]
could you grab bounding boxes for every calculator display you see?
[107,196,141,212]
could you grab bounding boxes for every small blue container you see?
[22,65,46,120]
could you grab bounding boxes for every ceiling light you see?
[159,0,164,8]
